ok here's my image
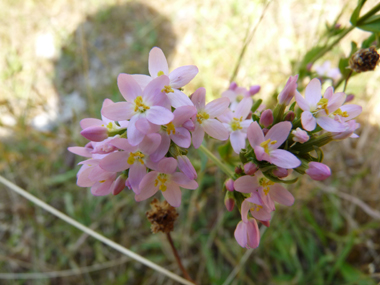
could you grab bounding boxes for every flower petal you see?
[146,106,174,125]
[117,73,142,102]
[339,104,362,120]
[101,102,134,121]
[149,47,169,77]
[301,111,317,131]
[203,119,229,140]
[247,121,264,148]
[169,65,198,88]
[171,172,198,189]
[162,182,182,207]
[327,92,346,113]
[68,146,92,157]
[234,97,253,119]
[205,97,230,117]
[192,124,205,149]
[150,133,170,162]
[91,176,116,196]
[316,116,345,132]
[305,78,321,108]
[157,157,177,173]
[270,149,301,169]
[270,183,294,206]
[109,138,137,152]
[234,221,248,248]
[265,121,292,149]
[139,133,161,155]
[172,106,197,126]
[127,116,146,146]
[246,219,260,248]
[80,118,103,129]
[143,75,170,105]
[99,151,131,172]
[131,74,152,90]
[129,163,147,194]
[191,87,206,110]
[171,127,191,148]
[234,175,260,193]
[166,89,194,108]
[135,171,159,202]
[295,91,310,111]
[230,131,246,154]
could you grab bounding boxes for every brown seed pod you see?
[349,46,379,73]
[146,198,179,234]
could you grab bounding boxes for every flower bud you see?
[111,175,127,195]
[244,162,258,175]
[345,94,355,103]
[225,179,235,192]
[305,162,331,181]
[80,126,108,142]
[273,167,288,178]
[258,220,270,227]
[292,128,309,144]
[284,111,295,122]
[249,85,260,96]
[235,166,243,174]
[177,155,197,180]
[259,109,273,127]
[262,128,269,135]
[229,82,238,90]
[277,75,298,105]
[306,63,313,71]
[224,191,235,212]
[183,119,195,132]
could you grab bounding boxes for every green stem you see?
[356,3,380,25]
[198,144,234,178]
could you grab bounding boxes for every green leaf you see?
[358,15,380,32]
[350,0,367,26]
[289,101,296,112]
[362,33,377,48]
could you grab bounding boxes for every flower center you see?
[196,112,210,124]
[157,71,164,76]
[259,139,277,154]
[250,204,263,212]
[134,96,150,113]
[127,151,145,165]
[165,122,176,135]
[230,116,243,131]
[161,85,174,93]
[316,98,329,114]
[155,173,168,192]
[259,177,275,195]
[333,108,349,117]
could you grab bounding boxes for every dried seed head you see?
[349,46,379,73]
[146,198,179,234]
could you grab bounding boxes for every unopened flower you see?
[277,75,298,105]
[305,162,331,181]
[225,178,234,192]
[177,155,197,180]
[292,128,309,143]
[259,109,273,127]
[272,167,289,178]
[234,218,260,249]
[243,162,258,175]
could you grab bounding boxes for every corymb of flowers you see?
[69,47,362,249]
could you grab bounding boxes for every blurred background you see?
[1,0,380,284]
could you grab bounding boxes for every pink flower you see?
[222,83,259,111]
[135,158,198,207]
[132,47,198,108]
[191,87,230,148]
[247,121,301,169]
[277,75,298,105]
[305,162,331,180]
[102,75,174,146]
[99,135,161,194]
[314,61,341,81]
[295,79,346,132]
[244,162,258,175]
[225,178,234,192]
[218,98,253,153]
[177,155,197,180]
[234,218,260,249]
[291,127,309,143]
[259,109,274,127]
[241,192,273,221]
[331,119,360,140]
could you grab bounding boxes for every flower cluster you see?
[69,47,362,249]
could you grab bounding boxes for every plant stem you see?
[198,144,234,178]
[166,233,195,284]
[356,3,380,25]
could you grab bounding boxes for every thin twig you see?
[0,175,194,285]
[343,70,353,92]
[166,233,195,284]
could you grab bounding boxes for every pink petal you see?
[234,175,259,193]
[169,65,198,89]
[149,47,169,77]
[177,155,197,180]
[135,171,159,202]
[295,91,310,111]
[80,126,108,142]
[101,99,115,123]
[101,102,135,121]
[157,157,177,173]
[88,165,112,181]
[246,219,260,248]
[301,111,317,131]
[143,75,170,105]
[91,176,116,196]
[270,149,301,169]
[77,167,94,187]
[99,151,131,172]
[269,184,294,206]
[68,146,92,158]
[254,145,271,162]
[316,116,345,132]
[265,121,292,150]
[205,97,230,117]
[222,90,237,101]
[323,86,334,100]
[247,122,264,148]
[203,119,229,140]
[171,172,198,189]
[80,118,103,129]
[305,78,321,108]
[250,207,272,221]
[162,182,182,207]
[129,163,147,194]
[192,124,205,149]
[191,87,206,110]
[117,73,142,102]
[234,97,253,119]
[327,92,346,113]
[139,133,161,155]
[131,74,152,90]
[166,89,194,108]
[171,127,191,148]
[241,200,251,223]
[234,221,248,248]
[230,131,246,154]
[146,106,174,125]
[150,133,170,162]
[135,117,151,134]
[127,116,145,146]
[172,106,197,126]
[109,138,137,152]
[339,104,362,120]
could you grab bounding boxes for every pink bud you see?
[292,128,309,143]
[229,82,238,90]
[345,94,355,103]
[284,111,295,122]
[249,85,260,96]
[235,166,243,174]
[244,162,258,175]
[183,119,195,132]
[80,126,108,142]
[306,63,313,71]
[262,128,269,135]
[225,179,235,192]
[305,162,331,181]
[277,75,298,105]
[259,220,270,227]
[225,198,235,212]
[335,23,341,29]
[273,167,288,178]
[177,155,197,180]
[111,175,127,195]
[259,109,273,127]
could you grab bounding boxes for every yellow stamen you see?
[99,180,106,183]
[317,98,329,115]
[157,71,164,76]
[196,112,210,124]
[259,139,277,154]
[155,173,168,192]
[127,151,145,165]
[236,95,244,103]
[231,117,243,131]
[250,205,263,212]
[259,177,275,195]
[165,122,176,135]
[134,96,150,113]
[161,85,174,93]
[333,108,349,118]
